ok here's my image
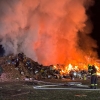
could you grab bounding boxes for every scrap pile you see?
[0,53,90,81]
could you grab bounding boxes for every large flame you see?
[53,59,100,75]
[0,0,98,69]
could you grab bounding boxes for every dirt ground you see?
[0,79,100,100]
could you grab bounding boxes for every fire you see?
[53,63,80,75]
[0,0,96,66]
[95,66,100,76]
[53,61,100,75]
[53,65,57,69]
[67,64,73,71]
[95,66,99,71]
[97,73,100,76]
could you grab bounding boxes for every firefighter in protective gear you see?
[88,64,92,74]
[88,65,97,89]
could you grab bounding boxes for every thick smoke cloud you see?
[0,0,97,65]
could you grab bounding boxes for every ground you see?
[0,78,100,100]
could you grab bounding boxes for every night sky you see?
[0,0,100,58]
[0,45,4,56]
[90,0,100,58]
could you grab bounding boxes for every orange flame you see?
[53,60,100,75]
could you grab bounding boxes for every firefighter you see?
[89,65,97,89]
[88,64,92,74]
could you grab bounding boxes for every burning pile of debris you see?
[0,53,100,81]
[0,53,61,81]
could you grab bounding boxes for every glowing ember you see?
[97,73,100,76]
[53,65,57,69]
[95,66,100,75]
[53,59,100,75]
[67,64,73,71]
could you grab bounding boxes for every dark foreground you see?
[0,79,100,100]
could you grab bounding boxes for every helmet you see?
[88,64,91,67]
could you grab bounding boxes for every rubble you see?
[0,53,91,81]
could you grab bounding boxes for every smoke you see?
[0,0,97,65]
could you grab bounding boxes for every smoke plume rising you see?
[0,0,97,65]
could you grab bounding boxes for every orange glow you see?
[0,0,99,73]
[53,65,57,69]
[97,73,100,76]
[53,60,100,75]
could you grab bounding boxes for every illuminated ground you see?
[0,78,100,100]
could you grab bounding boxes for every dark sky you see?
[0,45,4,56]
[90,0,100,58]
[0,0,100,57]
